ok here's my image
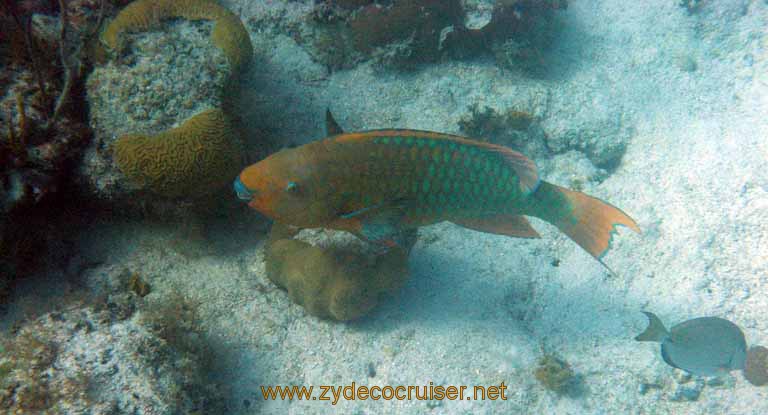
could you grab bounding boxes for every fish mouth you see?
[233,177,253,201]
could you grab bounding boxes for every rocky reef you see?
[301,0,568,72]
[456,97,631,171]
[0,0,110,301]
[458,103,550,160]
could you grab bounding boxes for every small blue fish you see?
[635,311,747,377]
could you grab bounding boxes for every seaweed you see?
[3,92,29,164]
[534,353,583,396]
[136,290,226,412]
[1,1,103,295]
[127,271,151,297]
[458,104,534,139]
[457,103,549,158]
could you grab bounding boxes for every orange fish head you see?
[234,147,336,228]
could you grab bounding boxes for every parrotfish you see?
[635,311,748,377]
[234,112,640,266]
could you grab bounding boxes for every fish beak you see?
[233,177,254,202]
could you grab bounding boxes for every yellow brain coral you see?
[102,0,253,74]
[265,226,413,321]
[113,109,243,198]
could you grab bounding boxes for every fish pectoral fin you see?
[339,199,412,248]
[361,211,407,247]
[325,108,344,136]
[660,345,681,371]
[451,215,541,239]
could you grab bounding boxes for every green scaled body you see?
[326,129,537,229]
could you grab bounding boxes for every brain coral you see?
[265,225,415,321]
[102,0,253,74]
[113,109,243,198]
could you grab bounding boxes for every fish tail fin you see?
[526,181,640,263]
[635,311,669,342]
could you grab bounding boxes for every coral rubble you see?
[0,300,224,413]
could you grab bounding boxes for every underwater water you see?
[1,0,767,414]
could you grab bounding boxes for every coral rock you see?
[113,109,243,198]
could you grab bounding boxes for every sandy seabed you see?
[4,1,767,414]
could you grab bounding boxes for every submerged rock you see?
[540,90,633,171]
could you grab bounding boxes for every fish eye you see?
[285,181,300,193]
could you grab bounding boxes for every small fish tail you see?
[635,311,670,342]
[526,181,640,261]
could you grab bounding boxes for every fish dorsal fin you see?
[451,215,541,239]
[635,311,671,342]
[325,109,344,136]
